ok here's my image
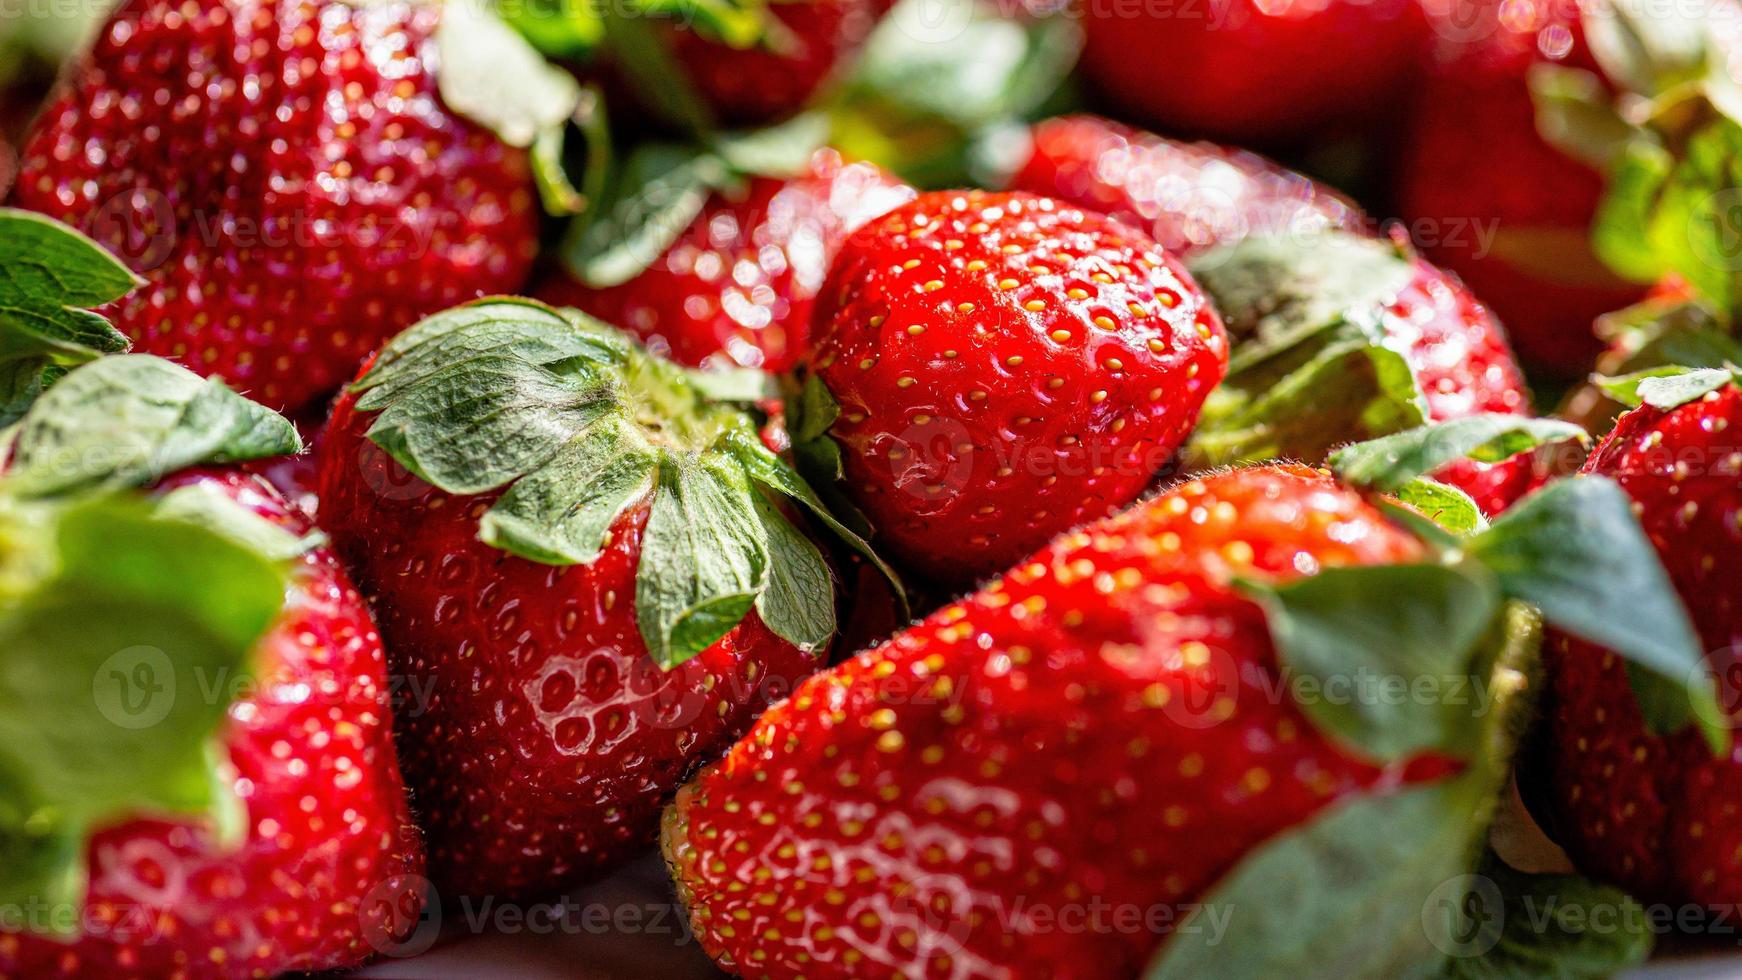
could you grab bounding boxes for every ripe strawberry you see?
[0,354,424,978]
[11,0,551,410]
[1542,377,1742,905]
[1183,229,1537,515]
[1009,115,1367,259]
[661,0,884,126]
[1076,0,1425,143]
[798,190,1227,585]
[1397,0,1645,374]
[539,148,915,372]
[317,298,883,898]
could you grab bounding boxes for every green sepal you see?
[635,0,782,50]
[1598,364,1736,410]
[1239,562,1503,762]
[497,0,605,59]
[1148,603,1540,978]
[3,355,302,499]
[1184,233,1433,470]
[153,482,327,560]
[0,494,289,932]
[1392,478,1487,538]
[1528,64,1636,171]
[638,455,767,668]
[1577,296,1742,424]
[353,298,899,666]
[827,0,1081,187]
[0,209,139,427]
[1471,476,1726,750]
[1327,415,1589,494]
[1440,853,1654,979]
[437,0,583,215]
[558,112,828,291]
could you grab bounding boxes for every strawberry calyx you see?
[1530,1,1742,316]
[1318,417,1724,751]
[0,210,137,430]
[0,493,289,935]
[349,296,900,667]
[556,112,831,290]
[1180,231,1432,469]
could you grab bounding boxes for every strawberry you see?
[662,453,1697,977]
[1397,0,1643,374]
[659,0,884,126]
[1184,229,1539,515]
[1541,373,1742,905]
[1075,0,1425,143]
[1009,115,1367,259]
[316,297,890,898]
[539,147,915,372]
[794,190,1228,586]
[8,0,582,410]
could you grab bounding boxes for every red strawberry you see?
[662,463,1520,977]
[539,148,915,372]
[798,190,1227,585]
[11,0,548,410]
[662,0,884,126]
[0,355,424,978]
[1397,0,1645,374]
[1542,378,1742,904]
[1076,0,1425,143]
[1009,115,1367,259]
[1183,229,1537,515]
[317,298,880,898]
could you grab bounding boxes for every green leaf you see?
[637,0,776,50]
[1591,139,1676,286]
[1328,415,1590,493]
[153,482,326,560]
[1186,340,1428,469]
[0,209,139,426]
[1472,476,1725,750]
[3,355,301,499]
[1147,602,1542,979]
[1631,365,1736,409]
[749,492,835,654]
[437,0,582,150]
[561,145,728,289]
[1394,479,1487,537]
[714,112,830,179]
[0,495,288,928]
[1240,564,1503,762]
[497,0,604,59]
[1528,64,1636,171]
[1440,854,1653,979]
[637,455,767,667]
[787,372,841,445]
[1147,780,1488,980]
[479,416,659,565]
[728,426,907,618]
[596,1,718,134]
[1184,233,1464,469]
[1580,0,1714,98]
[828,0,1081,187]
[352,298,876,667]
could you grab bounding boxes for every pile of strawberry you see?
[5,0,1742,976]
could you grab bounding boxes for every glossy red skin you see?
[317,385,825,899]
[1078,0,1425,143]
[1388,251,1537,514]
[12,0,538,411]
[809,191,1227,585]
[0,470,425,979]
[1542,385,1742,905]
[1010,115,1367,259]
[661,0,881,126]
[539,149,915,372]
[664,464,1449,978]
[1399,0,1642,375]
